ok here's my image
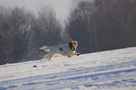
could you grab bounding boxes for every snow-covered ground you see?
[0,47,136,90]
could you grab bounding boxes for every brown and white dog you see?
[40,39,80,60]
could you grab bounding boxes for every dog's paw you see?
[77,53,80,56]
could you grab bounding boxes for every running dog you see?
[40,39,80,60]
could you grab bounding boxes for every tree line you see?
[0,0,136,65]
[66,0,136,53]
[0,5,68,65]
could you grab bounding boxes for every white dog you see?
[40,40,80,60]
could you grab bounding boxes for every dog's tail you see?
[39,46,50,52]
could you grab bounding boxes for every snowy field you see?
[0,47,136,90]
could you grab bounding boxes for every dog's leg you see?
[72,53,80,56]
[67,53,72,58]
[48,53,54,60]
[45,54,49,60]
[68,56,72,58]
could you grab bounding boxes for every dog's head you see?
[68,39,78,51]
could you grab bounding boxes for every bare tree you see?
[0,4,65,65]
[66,0,100,53]
[37,4,63,46]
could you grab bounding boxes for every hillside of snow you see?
[0,47,136,90]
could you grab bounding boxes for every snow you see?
[0,47,136,90]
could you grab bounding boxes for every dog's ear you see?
[69,39,73,43]
[74,41,78,47]
[68,39,73,50]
